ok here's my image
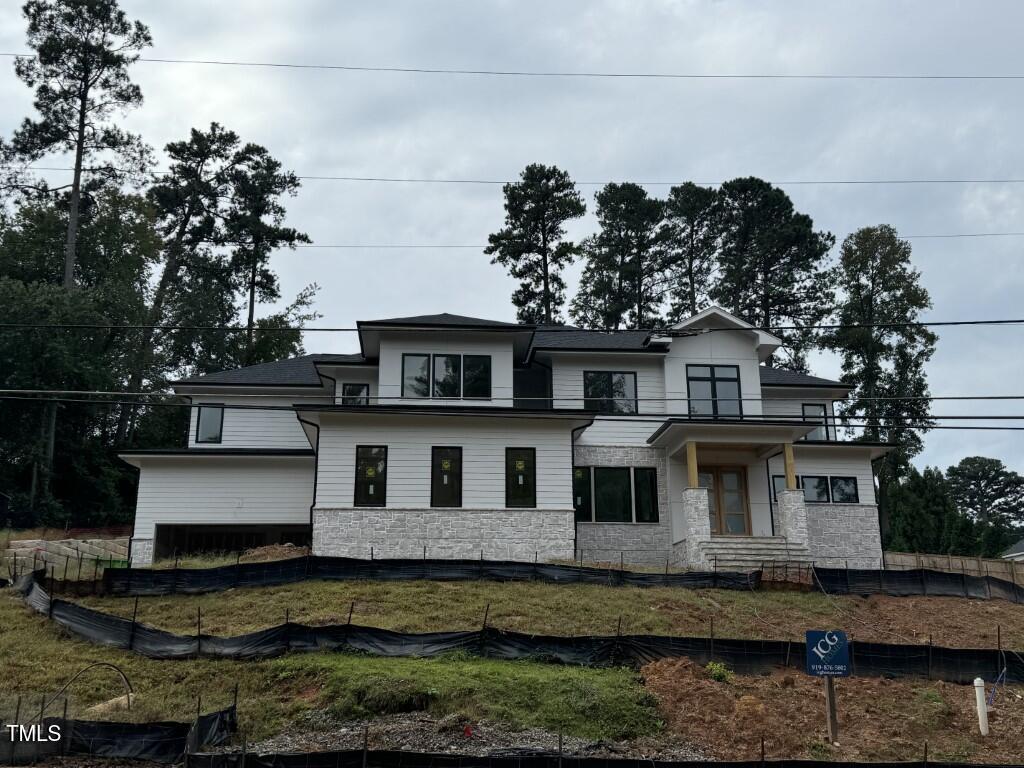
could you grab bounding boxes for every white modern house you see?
[120,308,888,569]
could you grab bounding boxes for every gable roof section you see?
[1003,537,1024,558]
[758,367,850,389]
[173,353,365,387]
[359,313,525,329]
[529,327,662,354]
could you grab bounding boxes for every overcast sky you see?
[2,0,1023,472]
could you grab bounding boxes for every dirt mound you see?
[239,543,310,562]
[643,657,1024,762]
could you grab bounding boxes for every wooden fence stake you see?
[128,596,139,650]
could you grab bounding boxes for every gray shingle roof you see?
[530,327,660,351]
[1003,537,1024,558]
[758,367,850,389]
[360,313,525,328]
[173,353,365,387]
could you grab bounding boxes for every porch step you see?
[698,537,811,569]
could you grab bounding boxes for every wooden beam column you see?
[686,441,699,488]
[783,442,797,490]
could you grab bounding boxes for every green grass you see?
[0,590,657,741]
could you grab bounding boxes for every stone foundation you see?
[130,538,154,566]
[806,503,884,568]
[679,487,712,566]
[313,508,574,561]
[776,489,809,546]
[572,445,671,565]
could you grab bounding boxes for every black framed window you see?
[583,371,638,414]
[802,403,828,441]
[195,405,224,444]
[573,467,592,522]
[341,383,370,406]
[354,446,387,507]
[830,476,860,504]
[432,354,462,398]
[431,447,462,508]
[771,474,803,502]
[402,354,430,398]
[594,467,632,522]
[506,448,536,508]
[463,355,492,399]
[634,467,659,523]
[801,475,830,503]
[686,365,741,417]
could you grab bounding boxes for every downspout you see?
[296,414,321,539]
[570,417,596,557]
[764,448,784,536]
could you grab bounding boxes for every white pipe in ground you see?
[974,677,989,736]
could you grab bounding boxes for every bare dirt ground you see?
[643,657,1024,763]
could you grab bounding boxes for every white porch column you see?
[681,487,712,566]
[777,489,809,546]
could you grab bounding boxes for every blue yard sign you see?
[805,630,851,677]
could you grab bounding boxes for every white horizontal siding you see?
[550,354,666,413]
[761,396,837,439]
[132,457,314,539]
[664,330,764,417]
[315,413,574,509]
[378,332,515,407]
[316,366,379,404]
[768,446,877,506]
[575,416,662,446]
[187,396,328,449]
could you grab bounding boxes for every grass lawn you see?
[76,576,1024,649]
[0,589,658,742]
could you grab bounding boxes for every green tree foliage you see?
[823,225,936,529]
[2,0,152,287]
[661,182,718,321]
[885,466,959,553]
[570,183,665,330]
[709,177,834,370]
[946,456,1024,556]
[485,164,586,324]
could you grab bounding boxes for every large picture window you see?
[801,475,830,503]
[431,447,462,508]
[686,365,741,417]
[402,353,492,399]
[401,354,430,398]
[594,467,632,522]
[505,448,536,508]
[354,446,387,507]
[575,466,660,523]
[583,371,638,414]
[830,476,860,504]
[195,405,224,444]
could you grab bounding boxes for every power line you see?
[4,51,1024,81]
[12,164,1024,187]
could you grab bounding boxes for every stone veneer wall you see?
[806,503,883,568]
[130,537,154,566]
[573,445,671,566]
[312,508,575,561]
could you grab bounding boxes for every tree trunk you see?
[63,85,89,289]
[245,245,259,364]
[541,231,551,324]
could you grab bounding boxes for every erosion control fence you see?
[813,566,1024,602]
[100,555,759,595]
[187,749,1024,768]
[0,704,236,765]
[15,571,1024,684]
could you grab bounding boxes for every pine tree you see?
[661,182,718,321]
[4,0,152,288]
[570,183,665,330]
[485,164,586,324]
[709,177,834,369]
[946,456,1024,555]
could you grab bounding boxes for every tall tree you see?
[570,183,664,330]
[661,182,719,321]
[709,177,834,369]
[485,164,586,324]
[4,0,152,288]
[823,225,936,527]
[946,456,1024,555]
[885,466,959,553]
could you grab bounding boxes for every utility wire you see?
[4,51,1024,81]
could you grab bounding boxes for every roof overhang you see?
[651,306,783,362]
[798,440,897,461]
[171,384,331,397]
[356,322,535,360]
[295,403,595,429]
[646,418,818,451]
[118,448,315,468]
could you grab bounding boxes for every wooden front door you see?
[697,466,751,535]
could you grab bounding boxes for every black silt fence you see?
[814,566,1024,602]
[187,750,1024,768]
[101,555,760,596]
[17,572,1024,684]
[0,705,236,765]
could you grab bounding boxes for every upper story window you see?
[686,365,741,417]
[801,403,828,440]
[402,353,492,400]
[195,405,224,443]
[583,371,637,414]
[341,383,370,406]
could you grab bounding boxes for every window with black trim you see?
[593,467,632,522]
[341,383,370,405]
[686,365,741,417]
[463,356,492,399]
[573,467,592,522]
[583,371,638,414]
[830,476,860,504]
[802,403,828,441]
[801,475,830,503]
[432,354,462,397]
[634,467,659,523]
[402,354,430,398]
[195,405,224,443]
[354,446,387,507]
[505,448,536,508]
[771,474,803,502]
[431,447,462,507]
